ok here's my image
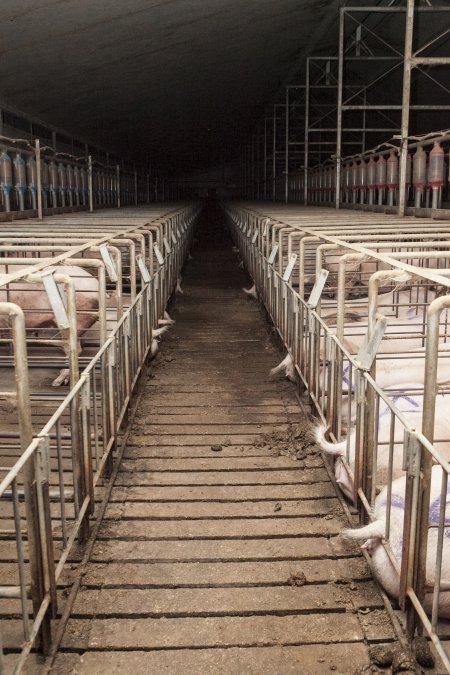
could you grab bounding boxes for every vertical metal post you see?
[134,169,138,206]
[272,106,277,201]
[304,59,310,205]
[0,107,3,135]
[116,164,121,208]
[263,118,268,199]
[362,90,367,154]
[35,138,43,221]
[88,155,94,212]
[284,87,289,203]
[398,0,415,216]
[256,133,261,200]
[251,135,255,199]
[335,8,345,209]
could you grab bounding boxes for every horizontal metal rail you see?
[226,203,450,671]
[0,204,199,673]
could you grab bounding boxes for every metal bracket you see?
[325,334,333,359]
[171,231,177,245]
[262,218,270,237]
[354,370,366,405]
[268,244,279,265]
[124,315,131,338]
[307,269,329,309]
[252,230,258,244]
[36,435,50,485]
[136,255,151,284]
[108,342,116,366]
[355,315,387,371]
[81,377,91,411]
[163,237,171,254]
[283,254,298,283]
[40,270,70,330]
[99,243,118,282]
[153,243,165,265]
[403,429,422,477]
[274,273,279,289]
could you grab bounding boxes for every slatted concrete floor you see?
[51,215,399,674]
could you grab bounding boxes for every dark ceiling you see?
[1,1,447,177]
[0,0,335,174]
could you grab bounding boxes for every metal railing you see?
[0,204,199,673]
[226,203,450,670]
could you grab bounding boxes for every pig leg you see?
[52,330,82,387]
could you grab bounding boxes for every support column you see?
[335,8,345,209]
[398,0,415,216]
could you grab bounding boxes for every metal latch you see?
[99,243,118,282]
[136,255,151,284]
[153,243,165,265]
[40,270,70,330]
[403,429,422,477]
[283,254,298,283]
[355,315,387,371]
[268,244,279,264]
[307,269,329,309]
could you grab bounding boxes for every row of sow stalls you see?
[0,204,199,674]
[226,203,450,670]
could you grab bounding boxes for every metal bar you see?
[272,107,277,201]
[343,5,450,12]
[412,57,450,65]
[343,105,450,110]
[304,58,310,206]
[398,0,414,217]
[35,138,43,221]
[335,8,344,209]
[285,88,289,203]
[88,155,93,212]
[415,26,450,56]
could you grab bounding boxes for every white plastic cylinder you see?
[413,146,427,207]
[0,149,12,212]
[375,155,386,205]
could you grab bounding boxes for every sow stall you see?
[226,203,450,669]
[0,204,198,673]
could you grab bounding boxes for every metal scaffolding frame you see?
[244,0,450,217]
[336,2,450,212]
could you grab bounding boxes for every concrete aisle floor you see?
[52,206,399,674]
